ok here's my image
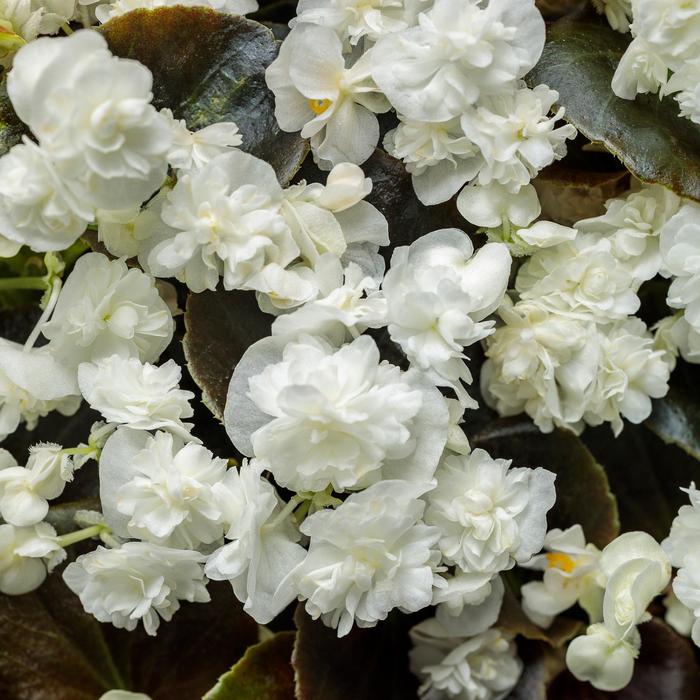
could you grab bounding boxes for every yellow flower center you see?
[308,98,332,115]
[545,552,577,573]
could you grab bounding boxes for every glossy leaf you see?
[183,289,271,421]
[0,78,25,157]
[0,578,258,700]
[293,605,418,700]
[100,7,307,185]
[203,631,295,700]
[472,419,619,548]
[527,14,700,202]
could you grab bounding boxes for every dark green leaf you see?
[100,6,307,186]
[183,288,271,421]
[472,418,620,548]
[203,631,295,700]
[0,577,258,700]
[646,360,700,462]
[546,619,700,699]
[0,77,25,157]
[293,605,418,700]
[527,14,700,202]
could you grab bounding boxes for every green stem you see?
[56,524,106,548]
[0,276,49,291]
[294,499,311,524]
[61,446,97,456]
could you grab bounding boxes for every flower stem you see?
[24,278,61,351]
[0,276,49,291]
[61,445,97,456]
[57,524,108,548]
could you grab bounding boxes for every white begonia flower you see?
[78,356,195,439]
[515,235,641,323]
[432,574,506,638]
[372,0,545,123]
[99,691,152,700]
[457,182,540,230]
[662,483,700,569]
[96,207,142,259]
[0,339,81,442]
[0,444,74,527]
[584,318,670,436]
[288,480,442,637]
[265,24,390,166]
[481,298,600,434]
[225,333,449,493]
[141,150,297,294]
[660,202,700,334]
[567,531,671,692]
[94,0,257,22]
[663,590,695,638]
[41,252,174,368]
[63,542,210,636]
[672,552,700,647]
[99,428,228,549]
[444,397,470,456]
[8,30,171,211]
[507,220,578,255]
[425,448,556,577]
[259,162,389,313]
[382,229,512,407]
[611,38,668,99]
[409,620,522,700]
[205,459,306,624]
[0,521,64,595]
[161,108,243,172]
[664,58,700,126]
[461,83,576,193]
[292,0,422,46]
[577,183,680,283]
[270,259,387,344]
[383,116,482,206]
[0,138,93,252]
[520,525,603,628]
[592,0,632,32]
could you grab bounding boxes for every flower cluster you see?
[481,182,679,435]
[266,0,576,210]
[612,0,700,124]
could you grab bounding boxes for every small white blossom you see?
[584,318,670,436]
[8,30,171,211]
[660,202,700,335]
[63,541,210,635]
[371,0,545,122]
[382,229,511,406]
[664,57,700,125]
[425,448,556,576]
[521,525,603,628]
[94,0,257,22]
[161,109,243,172]
[289,480,441,637]
[0,138,92,252]
[205,459,306,624]
[0,339,80,442]
[99,429,228,549]
[664,590,695,638]
[672,552,700,647]
[0,521,64,595]
[225,333,448,492]
[78,356,195,438]
[662,482,700,569]
[95,207,142,259]
[41,252,174,368]
[457,182,540,230]
[515,234,641,322]
[460,84,576,192]
[141,150,297,294]
[481,298,600,434]
[592,0,632,32]
[576,183,680,282]
[292,0,422,46]
[384,116,482,206]
[0,443,73,526]
[611,38,668,99]
[409,620,522,700]
[266,24,390,166]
